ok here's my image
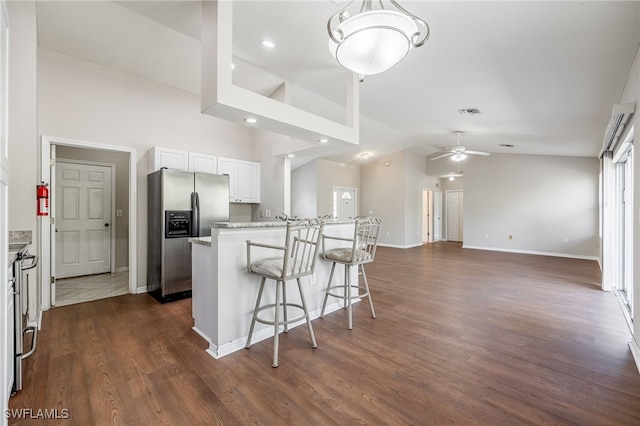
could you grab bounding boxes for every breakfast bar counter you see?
[189,220,357,359]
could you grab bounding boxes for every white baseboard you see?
[378,243,423,249]
[629,339,640,375]
[462,245,599,261]
[135,286,148,294]
[202,300,350,359]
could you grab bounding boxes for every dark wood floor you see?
[9,243,640,425]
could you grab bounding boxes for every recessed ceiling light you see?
[244,118,257,124]
[287,154,295,158]
[261,40,275,48]
[458,108,481,115]
[318,138,329,143]
[448,176,455,181]
[360,153,370,159]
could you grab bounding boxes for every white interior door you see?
[55,161,112,278]
[447,191,463,242]
[434,190,442,241]
[422,190,432,243]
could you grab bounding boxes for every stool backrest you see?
[283,219,325,279]
[353,217,382,264]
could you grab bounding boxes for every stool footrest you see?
[325,284,370,301]
[253,302,309,327]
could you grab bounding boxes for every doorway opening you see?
[39,136,137,310]
[422,189,443,243]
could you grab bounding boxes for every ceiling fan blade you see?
[430,152,454,161]
[465,150,491,156]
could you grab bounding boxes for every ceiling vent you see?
[599,103,635,158]
[458,108,481,115]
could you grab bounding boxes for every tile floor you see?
[54,272,129,307]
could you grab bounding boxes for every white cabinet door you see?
[189,152,217,174]
[149,147,189,172]
[217,156,238,200]
[237,160,259,203]
[217,157,260,203]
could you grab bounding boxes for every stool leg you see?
[320,262,337,317]
[345,265,352,330]
[282,279,289,332]
[297,278,317,348]
[272,280,282,368]
[246,277,266,349]
[360,265,376,319]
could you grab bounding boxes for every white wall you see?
[464,153,599,257]
[316,159,360,217]
[403,151,440,247]
[291,160,317,219]
[251,129,288,221]
[35,47,254,291]
[361,152,404,247]
[7,0,37,237]
[361,151,439,248]
[290,158,359,219]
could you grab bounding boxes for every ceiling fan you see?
[430,131,491,161]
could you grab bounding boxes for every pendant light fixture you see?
[327,0,430,76]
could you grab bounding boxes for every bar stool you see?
[245,218,324,367]
[321,217,382,329]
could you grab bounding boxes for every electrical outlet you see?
[484,233,489,239]
[265,209,271,218]
[386,231,390,236]
[508,234,513,240]
[116,209,123,217]
[563,237,569,243]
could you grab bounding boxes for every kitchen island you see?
[189,220,357,359]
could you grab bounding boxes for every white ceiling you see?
[36,1,640,169]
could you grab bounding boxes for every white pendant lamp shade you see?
[328,11,419,75]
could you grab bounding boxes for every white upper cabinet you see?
[217,156,238,199]
[149,146,189,172]
[217,157,260,203]
[149,147,218,174]
[188,152,217,174]
[149,148,260,203]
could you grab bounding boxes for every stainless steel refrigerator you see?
[147,169,229,303]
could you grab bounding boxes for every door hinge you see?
[50,158,55,167]
[50,276,55,284]
[50,217,55,225]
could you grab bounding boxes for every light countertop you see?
[210,219,354,229]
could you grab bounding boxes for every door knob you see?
[105,223,110,227]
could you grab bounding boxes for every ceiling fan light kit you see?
[327,0,430,75]
[430,131,491,162]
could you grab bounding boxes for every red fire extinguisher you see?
[37,182,49,216]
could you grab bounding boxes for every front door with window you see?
[334,187,356,219]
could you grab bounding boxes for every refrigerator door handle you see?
[192,192,200,237]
